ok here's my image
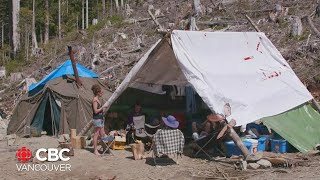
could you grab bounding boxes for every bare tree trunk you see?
[115,0,119,12]
[44,0,49,44]
[66,0,69,14]
[121,0,124,8]
[77,16,79,30]
[32,0,38,48]
[25,25,28,61]
[1,22,3,48]
[58,0,62,39]
[102,0,106,16]
[86,0,89,29]
[82,0,85,29]
[40,27,43,44]
[12,0,21,55]
[193,0,202,16]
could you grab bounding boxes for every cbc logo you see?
[16,147,32,163]
[36,148,70,162]
[16,147,70,163]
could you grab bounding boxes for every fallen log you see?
[124,15,165,24]
[197,20,247,26]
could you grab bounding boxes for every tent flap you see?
[263,104,320,153]
[171,30,313,126]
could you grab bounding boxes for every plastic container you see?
[244,139,258,153]
[257,136,267,152]
[270,139,287,153]
[260,135,271,151]
[224,140,252,157]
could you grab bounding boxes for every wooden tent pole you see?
[312,99,320,113]
[68,46,82,87]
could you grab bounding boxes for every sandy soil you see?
[1,136,320,180]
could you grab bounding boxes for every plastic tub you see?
[270,139,287,153]
[257,136,267,152]
[260,135,271,151]
[224,140,252,157]
[244,139,258,153]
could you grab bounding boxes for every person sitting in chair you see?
[127,101,144,129]
[162,115,179,129]
[192,113,226,140]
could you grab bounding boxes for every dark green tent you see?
[8,60,112,137]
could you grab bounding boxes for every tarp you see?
[104,30,313,127]
[29,59,98,94]
[171,30,313,126]
[263,104,320,153]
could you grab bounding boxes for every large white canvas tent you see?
[104,30,313,127]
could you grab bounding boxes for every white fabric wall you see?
[171,30,313,126]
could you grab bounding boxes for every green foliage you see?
[5,58,28,75]
[87,18,108,35]
[109,15,125,28]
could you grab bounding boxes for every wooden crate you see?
[111,136,126,150]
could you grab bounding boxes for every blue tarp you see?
[28,59,98,94]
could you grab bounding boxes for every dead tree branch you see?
[245,14,261,32]
[305,15,320,38]
[148,10,165,31]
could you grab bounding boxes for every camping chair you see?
[152,129,185,165]
[192,128,227,160]
[130,115,160,149]
[99,136,115,156]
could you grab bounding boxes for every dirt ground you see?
[1,136,320,180]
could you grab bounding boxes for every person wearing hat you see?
[162,115,179,129]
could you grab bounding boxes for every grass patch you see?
[109,15,126,28]
[5,58,29,75]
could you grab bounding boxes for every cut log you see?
[130,142,145,160]
[71,136,82,149]
[70,129,76,139]
[263,157,289,167]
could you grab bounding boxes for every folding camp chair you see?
[129,115,160,150]
[152,129,185,165]
[193,131,225,159]
[99,136,115,156]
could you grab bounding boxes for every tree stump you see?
[290,16,303,37]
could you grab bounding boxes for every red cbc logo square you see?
[16,146,32,163]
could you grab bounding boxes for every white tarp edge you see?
[103,39,162,108]
[171,30,313,126]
